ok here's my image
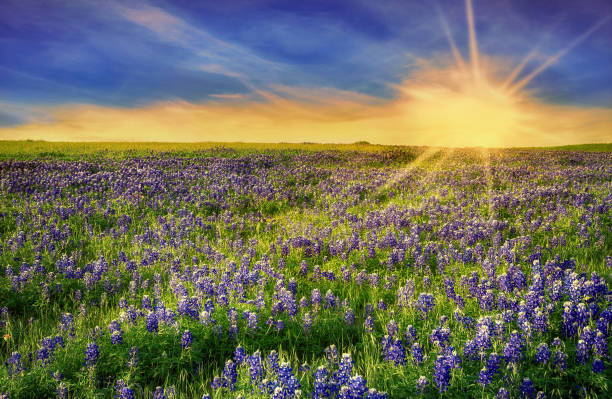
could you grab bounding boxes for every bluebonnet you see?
[115,380,135,399]
[381,335,406,366]
[592,358,605,373]
[416,376,428,395]
[127,346,139,368]
[519,378,535,399]
[433,355,452,393]
[344,308,355,326]
[535,343,550,364]
[181,330,192,349]
[411,343,423,365]
[5,351,24,376]
[146,311,159,333]
[416,293,435,318]
[84,342,99,367]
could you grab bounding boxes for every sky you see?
[0,0,611,147]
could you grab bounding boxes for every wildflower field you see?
[0,142,611,399]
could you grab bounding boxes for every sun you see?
[399,64,525,148]
[394,0,610,148]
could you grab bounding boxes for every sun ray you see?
[509,15,611,94]
[502,17,564,89]
[479,147,495,220]
[381,147,441,192]
[436,2,467,71]
[465,0,480,82]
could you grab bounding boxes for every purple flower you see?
[381,335,406,366]
[115,380,135,399]
[535,343,550,364]
[477,367,492,387]
[416,376,428,395]
[433,355,451,393]
[411,343,423,365]
[576,340,589,364]
[344,308,355,326]
[223,360,237,390]
[416,293,435,318]
[127,346,139,368]
[519,378,535,399]
[5,351,24,376]
[181,330,192,349]
[364,316,374,333]
[110,330,123,345]
[146,311,159,333]
[592,358,605,373]
[84,342,99,367]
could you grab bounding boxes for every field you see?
[0,142,611,398]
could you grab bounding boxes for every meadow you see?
[0,142,610,398]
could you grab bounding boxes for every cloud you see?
[1,56,610,147]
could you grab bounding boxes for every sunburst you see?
[400,0,611,148]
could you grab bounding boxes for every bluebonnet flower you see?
[302,312,312,333]
[381,335,406,366]
[267,350,281,373]
[5,351,24,376]
[416,376,428,395]
[477,367,492,387]
[247,312,258,332]
[519,378,535,399]
[127,346,138,368]
[503,330,524,363]
[553,349,567,371]
[115,380,135,399]
[344,308,355,326]
[429,326,451,349]
[535,343,550,364]
[223,360,237,390]
[325,345,339,365]
[411,343,424,365]
[313,366,330,399]
[311,289,322,309]
[334,353,354,388]
[496,387,509,399]
[324,289,337,309]
[84,342,99,367]
[234,346,246,365]
[345,375,367,399]
[405,325,417,344]
[486,352,501,375]
[181,330,192,349]
[416,293,435,318]
[110,330,123,345]
[593,331,608,357]
[146,311,159,333]
[433,355,451,393]
[386,319,398,336]
[278,362,301,395]
[37,336,65,366]
[364,316,374,333]
[58,313,75,338]
[247,351,264,383]
[56,382,68,399]
[576,340,589,364]
[366,388,387,399]
[592,358,605,373]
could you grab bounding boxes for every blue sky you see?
[0,0,611,144]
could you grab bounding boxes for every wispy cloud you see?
[2,55,610,146]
